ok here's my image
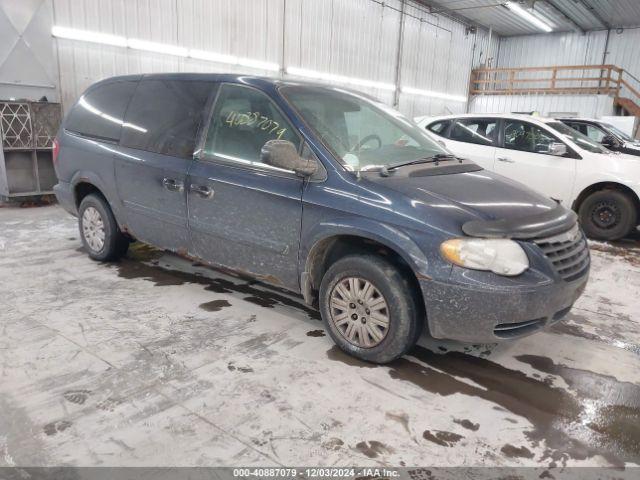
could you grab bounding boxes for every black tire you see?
[578,189,637,241]
[78,193,129,261]
[319,254,422,364]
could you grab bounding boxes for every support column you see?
[393,0,406,107]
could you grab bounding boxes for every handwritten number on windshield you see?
[225,111,287,139]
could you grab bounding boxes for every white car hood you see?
[624,142,640,152]
[581,150,640,182]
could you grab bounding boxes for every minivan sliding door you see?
[115,79,213,252]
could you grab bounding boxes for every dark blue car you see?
[53,74,589,363]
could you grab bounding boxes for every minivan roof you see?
[89,73,375,98]
[101,73,277,83]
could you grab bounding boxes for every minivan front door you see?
[187,83,304,291]
[115,79,213,252]
[494,120,577,205]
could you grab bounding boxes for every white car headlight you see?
[440,238,529,276]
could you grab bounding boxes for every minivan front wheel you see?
[579,190,636,241]
[78,193,129,261]
[319,254,421,364]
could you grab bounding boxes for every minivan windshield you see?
[280,86,447,171]
[547,121,608,154]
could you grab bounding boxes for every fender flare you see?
[300,217,430,302]
[70,170,127,229]
[571,178,640,211]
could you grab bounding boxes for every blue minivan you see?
[53,74,589,363]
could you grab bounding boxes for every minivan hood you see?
[364,167,570,237]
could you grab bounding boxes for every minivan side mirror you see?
[601,134,619,149]
[261,140,318,177]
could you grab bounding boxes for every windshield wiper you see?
[380,153,460,176]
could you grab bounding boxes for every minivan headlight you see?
[440,238,529,276]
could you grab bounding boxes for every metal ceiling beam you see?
[542,0,585,34]
[575,0,610,29]
[412,0,493,31]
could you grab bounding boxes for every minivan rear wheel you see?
[78,193,129,261]
[319,254,421,364]
[578,190,636,241]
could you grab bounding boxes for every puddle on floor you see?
[112,245,321,321]
[327,344,640,467]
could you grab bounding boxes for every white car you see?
[416,113,640,240]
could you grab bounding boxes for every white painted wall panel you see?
[605,28,640,99]
[469,94,615,118]
[52,0,495,117]
[284,0,401,103]
[398,4,497,118]
[496,31,608,68]
[0,0,59,101]
[493,31,608,90]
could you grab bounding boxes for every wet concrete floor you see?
[0,205,639,468]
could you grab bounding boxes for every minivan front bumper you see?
[420,268,588,342]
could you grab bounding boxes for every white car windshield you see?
[280,86,447,171]
[603,123,634,143]
[547,121,609,154]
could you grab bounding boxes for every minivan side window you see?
[120,79,213,159]
[450,118,497,146]
[427,120,451,136]
[503,120,557,154]
[65,80,138,142]
[202,84,300,167]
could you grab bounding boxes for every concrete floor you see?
[0,204,639,468]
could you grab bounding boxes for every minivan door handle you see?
[497,157,515,163]
[190,184,214,199]
[162,177,184,192]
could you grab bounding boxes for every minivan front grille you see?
[533,224,589,282]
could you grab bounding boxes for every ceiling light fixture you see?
[52,26,127,47]
[52,26,279,71]
[236,58,280,72]
[127,38,188,57]
[286,67,396,91]
[505,2,553,33]
[401,86,467,103]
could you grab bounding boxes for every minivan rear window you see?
[120,79,213,158]
[66,80,138,142]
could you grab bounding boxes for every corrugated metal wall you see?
[469,94,615,117]
[470,28,640,116]
[398,2,498,118]
[606,28,640,89]
[52,0,497,116]
[495,31,608,68]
